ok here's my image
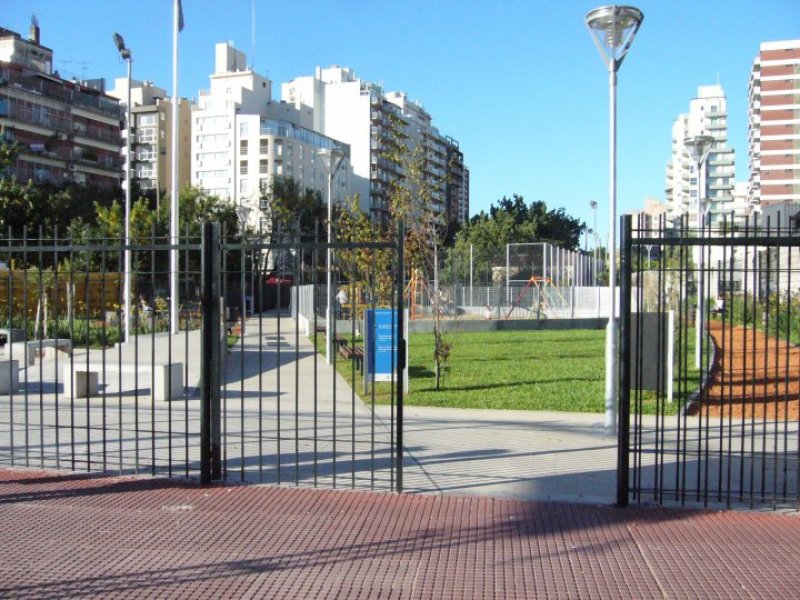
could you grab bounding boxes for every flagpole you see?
[169,0,181,334]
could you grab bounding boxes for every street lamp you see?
[586,5,644,433]
[684,134,713,369]
[320,147,345,364]
[113,32,133,343]
[237,204,251,336]
[590,200,598,285]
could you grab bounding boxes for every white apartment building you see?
[282,66,468,225]
[192,44,350,231]
[749,39,800,207]
[108,78,192,202]
[665,85,736,229]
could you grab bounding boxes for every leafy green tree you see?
[449,196,586,285]
[262,176,325,242]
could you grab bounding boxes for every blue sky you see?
[3,0,799,240]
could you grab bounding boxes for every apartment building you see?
[749,39,800,207]
[192,44,349,231]
[0,22,123,188]
[108,79,192,203]
[282,66,469,226]
[665,85,736,229]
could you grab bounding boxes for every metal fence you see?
[620,213,800,510]
[0,224,405,492]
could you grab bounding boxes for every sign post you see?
[364,308,408,393]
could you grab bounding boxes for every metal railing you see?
[620,213,800,510]
[0,225,405,492]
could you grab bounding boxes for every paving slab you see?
[2,468,800,599]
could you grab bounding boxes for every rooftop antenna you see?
[59,59,91,80]
[251,0,256,71]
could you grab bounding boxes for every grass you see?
[320,328,703,415]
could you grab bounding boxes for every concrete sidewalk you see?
[397,407,617,504]
[1,468,799,599]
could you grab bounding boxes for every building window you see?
[260,140,269,154]
[138,113,157,126]
[240,139,248,154]
[260,159,268,174]
[240,160,248,175]
[138,128,156,143]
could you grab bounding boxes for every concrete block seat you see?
[2,339,72,366]
[63,361,184,401]
[0,359,19,394]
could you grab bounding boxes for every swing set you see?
[505,276,567,319]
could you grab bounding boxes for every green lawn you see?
[322,328,698,415]
[405,330,606,411]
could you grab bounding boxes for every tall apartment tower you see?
[0,22,123,188]
[281,66,469,226]
[748,40,800,208]
[665,85,736,228]
[108,78,192,204]
[192,44,349,231]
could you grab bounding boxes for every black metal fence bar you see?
[622,214,800,510]
[0,223,404,493]
[0,228,204,480]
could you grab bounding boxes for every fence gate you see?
[0,223,405,493]
[620,213,800,510]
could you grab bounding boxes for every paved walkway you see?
[3,315,800,596]
[2,467,799,599]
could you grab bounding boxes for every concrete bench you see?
[63,361,183,401]
[0,359,19,394]
[3,339,72,366]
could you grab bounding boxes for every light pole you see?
[320,147,345,364]
[684,134,713,369]
[590,200,598,285]
[236,204,251,336]
[113,32,133,343]
[586,5,644,433]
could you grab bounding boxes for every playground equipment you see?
[505,276,568,319]
[406,269,428,320]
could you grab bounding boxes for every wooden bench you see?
[63,361,183,401]
[338,345,364,372]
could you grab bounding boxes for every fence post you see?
[617,214,633,507]
[201,222,222,484]
[396,221,405,493]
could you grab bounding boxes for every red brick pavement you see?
[1,468,799,599]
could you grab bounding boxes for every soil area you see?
[701,320,800,420]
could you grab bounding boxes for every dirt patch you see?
[700,320,800,420]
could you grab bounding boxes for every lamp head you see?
[683,134,714,164]
[320,146,346,175]
[113,32,131,60]
[586,5,643,68]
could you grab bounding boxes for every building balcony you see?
[1,101,71,133]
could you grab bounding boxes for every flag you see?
[177,0,184,32]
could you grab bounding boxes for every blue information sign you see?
[365,309,399,382]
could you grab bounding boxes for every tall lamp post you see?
[320,147,345,364]
[684,134,713,369]
[236,204,251,336]
[586,5,644,433]
[113,32,133,343]
[590,200,598,285]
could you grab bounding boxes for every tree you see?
[449,196,586,285]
